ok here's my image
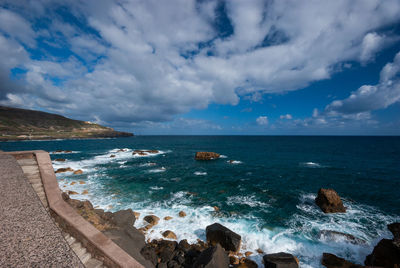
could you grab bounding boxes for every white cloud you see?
[0,0,400,126]
[325,51,400,116]
[256,116,268,126]
[280,114,292,120]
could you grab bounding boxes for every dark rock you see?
[141,245,158,266]
[193,244,229,268]
[173,250,185,264]
[167,260,180,268]
[178,239,191,252]
[319,230,366,245]
[55,158,66,161]
[388,222,400,241]
[263,252,299,268]
[364,238,400,267]
[315,188,346,213]
[144,215,160,225]
[206,223,241,252]
[111,209,136,227]
[61,192,70,201]
[322,253,364,268]
[237,258,258,268]
[157,263,167,268]
[195,152,221,160]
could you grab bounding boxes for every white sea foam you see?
[227,160,242,164]
[51,150,81,154]
[140,162,157,167]
[226,195,269,208]
[194,171,207,176]
[148,167,166,173]
[300,162,323,168]
[53,148,167,174]
[219,155,228,158]
[150,186,164,190]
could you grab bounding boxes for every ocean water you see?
[1,136,400,267]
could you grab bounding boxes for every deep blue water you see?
[2,136,399,267]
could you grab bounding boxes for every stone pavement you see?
[0,154,84,267]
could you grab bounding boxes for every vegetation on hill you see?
[0,106,133,141]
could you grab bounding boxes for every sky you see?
[0,0,400,135]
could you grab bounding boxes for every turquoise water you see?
[2,136,400,267]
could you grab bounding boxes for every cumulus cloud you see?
[325,51,400,116]
[280,114,292,120]
[0,0,400,127]
[256,116,268,126]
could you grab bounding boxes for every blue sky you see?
[0,1,400,135]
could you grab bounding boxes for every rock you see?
[256,249,264,254]
[157,263,167,268]
[67,190,78,195]
[245,251,253,257]
[79,180,85,184]
[70,181,76,185]
[230,256,240,265]
[55,158,65,162]
[319,230,366,245]
[195,152,221,160]
[110,209,136,227]
[162,230,177,240]
[110,154,116,158]
[144,215,160,225]
[61,192,70,201]
[141,245,158,266]
[322,253,363,268]
[193,244,229,268]
[238,258,258,268]
[364,238,400,267]
[133,211,140,219]
[206,223,241,252]
[213,206,220,212]
[178,239,191,252]
[388,222,400,242]
[82,190,89,195]
[73,169,83,175]
[146,150,159,154]
[178,211,186,217]
[263,252,299,268]
[55,167,74,173]
[315,188,346,213]
[164,216,173,221]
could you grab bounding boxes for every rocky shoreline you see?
[61,187,400,268]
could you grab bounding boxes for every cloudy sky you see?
[1,0,400,135]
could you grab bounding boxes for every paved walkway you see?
[0,154,84,267]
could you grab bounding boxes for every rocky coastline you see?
[61,187,400,268]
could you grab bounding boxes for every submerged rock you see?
[82,190,88,195]
[315,188,346,213]
[263,252,299,268]
[322,253,363,268]
[55,167,74,173]
[110,154,116,158]
[193,244,229,268]
[164,216,173,221]
[179,211,186,217]
[319,230,366,245]
[206,223,241,252]
[195,152,220,160]
[55,158,65,162]
[73,169,83,175]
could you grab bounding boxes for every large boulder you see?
[322,253,363,268]
[315,188,346,213]
[193,244,229,268]
[206,223,241,252]
[263,252,299,268]
[195,152,220,160]
[144,215,160,226]
[111,209,136,227]
[364,238,400,267]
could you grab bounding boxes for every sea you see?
[1,136,399,267]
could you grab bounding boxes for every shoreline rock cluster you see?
[62,193,300,268]
[60,167,399,268]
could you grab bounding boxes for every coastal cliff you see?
[0,106,133,141]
